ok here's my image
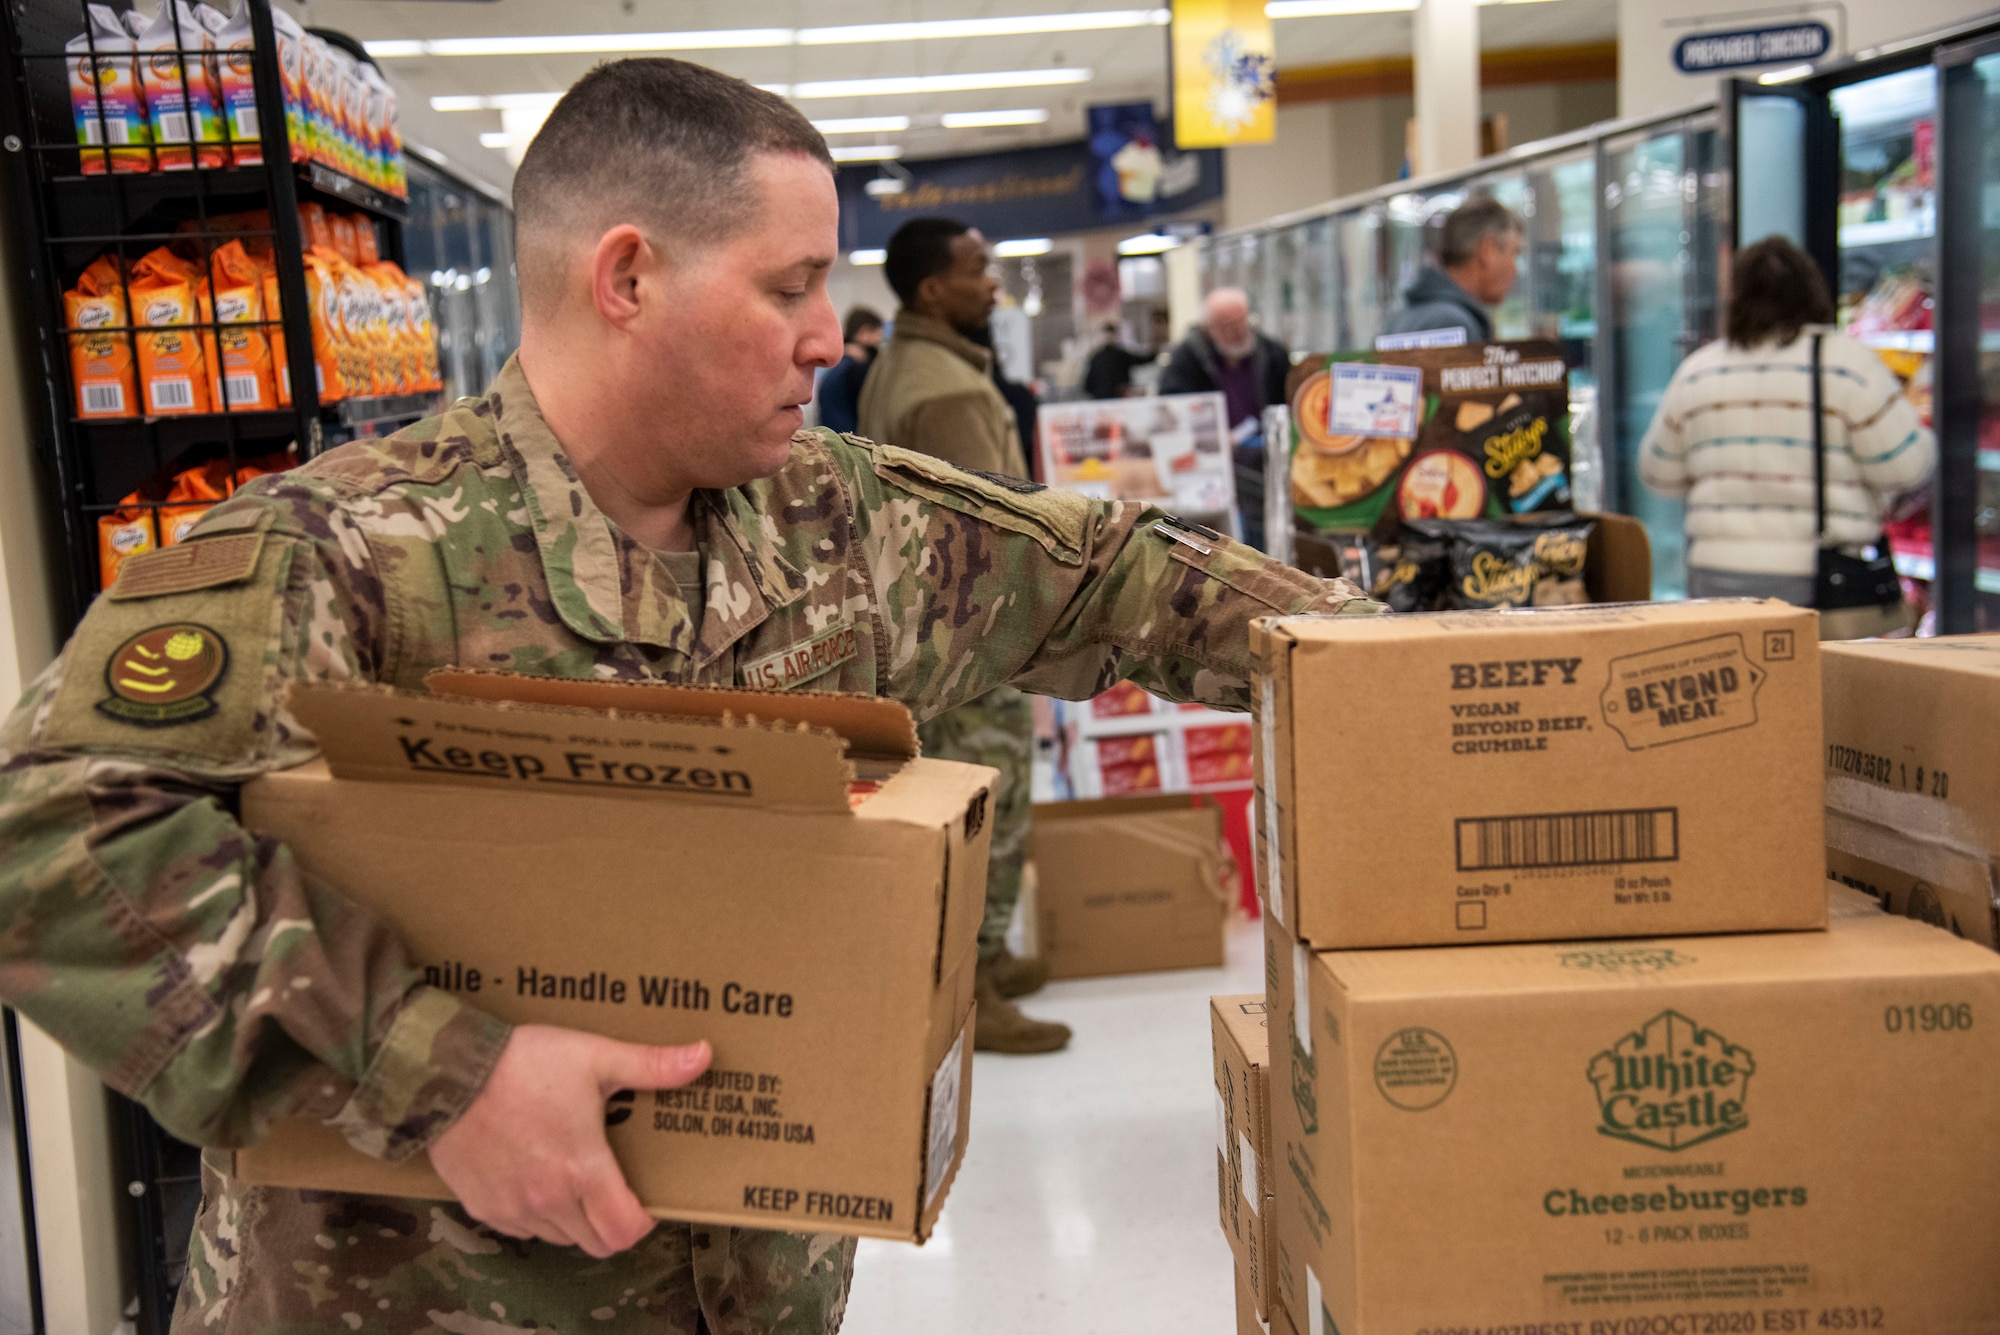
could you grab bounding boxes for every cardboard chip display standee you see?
[233,672,996,1243]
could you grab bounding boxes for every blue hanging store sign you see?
[1673,21,1832,74]
[836,130,1224,252]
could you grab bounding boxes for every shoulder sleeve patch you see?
[870,441,1090,566]
[107,531,267,601]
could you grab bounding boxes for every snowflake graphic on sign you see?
[1202,31,1274,134]
[1587,1010,1755,1152]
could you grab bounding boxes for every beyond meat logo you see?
[1588,1010,1754,1151]
[1599,633,1765,750]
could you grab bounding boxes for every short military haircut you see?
[884,218,971,308]
[1727,235,1835,349]
[512,58,834,313]
[842,306,884,342]
[1437,196,1523,269]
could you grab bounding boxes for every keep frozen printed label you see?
[1600,633,1766,750]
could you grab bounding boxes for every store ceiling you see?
[296,0,1616,189]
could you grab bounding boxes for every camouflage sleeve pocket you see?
[869,441,1091,565]
[37,524,298,769]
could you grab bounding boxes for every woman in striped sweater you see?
[1639,236,1935,611]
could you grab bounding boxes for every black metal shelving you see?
[0,3,435,1326]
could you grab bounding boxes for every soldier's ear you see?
[590,225,653,329]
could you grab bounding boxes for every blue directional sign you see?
[1673,21,1832,74]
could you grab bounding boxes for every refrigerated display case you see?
[1203,106,1723,597]
[403,155,521,404]
[1728,13,2000,631]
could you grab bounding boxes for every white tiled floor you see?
[844,916,1263,1333]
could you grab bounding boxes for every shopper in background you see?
[1085,318,1149,398]
[811,304,881,434]
[0,57,1380,1333]
[859,215,1073,1055]
[1640,235,1934,633]
[1381,196,1523,343]
[1159,287,1290,550]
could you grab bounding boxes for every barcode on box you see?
[220,373,261,406]
[156,112,189,143]
[149,377,195,411]
[1455,807,1679,872]
[81,382,125,415]
[232,107,259,139]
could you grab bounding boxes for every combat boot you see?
[973,964,1071,1053]
[984,946,1050,998]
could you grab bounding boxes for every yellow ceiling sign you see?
[1171,0,1277,148]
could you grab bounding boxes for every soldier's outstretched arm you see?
[0,493,507,1159]
[834,434,1380,719]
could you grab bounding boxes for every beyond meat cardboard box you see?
[1262,890,2000,1335]
[1212,995,1276,1321]
[1822,634,2000,949]
[232,672,994,1242]
[1252,600,1824,948]
[1030,795,1227,978]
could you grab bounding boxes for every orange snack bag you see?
[234,450,292,488]
[159,457,235,544]
[353,219,380,266]
[130,269,211,415]
[328,212,359,265]
[301,247,348,402]
[207,239,276,411]
[97,492,159,588]
[405,275,441,391]
[297,202,334,253]
[263,269,292,405]
[66,254,137,418]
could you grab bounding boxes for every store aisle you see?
[844,915,1263,1333]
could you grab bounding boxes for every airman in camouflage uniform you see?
[0,57,1378,1335]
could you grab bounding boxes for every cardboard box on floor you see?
[1823,634,2000,949]
[1213,995,1277,1322]
[1029,795,1227,979]
[1252,600,1825,949]
[230,672,996,1243]
[1262,889,2000,1335]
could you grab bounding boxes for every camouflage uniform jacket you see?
[0,355,1374,1329]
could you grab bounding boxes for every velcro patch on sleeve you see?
[108,532,266,601]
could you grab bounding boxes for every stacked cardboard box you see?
[1246,602,2000,1334]
[1822,634,2000,948]
[1212,995,1279,1331]
[1030,795,1229,979]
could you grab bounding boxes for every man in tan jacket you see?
[858,217,1068,1053]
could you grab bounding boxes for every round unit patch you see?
[97,623,229,726]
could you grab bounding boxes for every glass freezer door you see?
[1934,37,2000,630]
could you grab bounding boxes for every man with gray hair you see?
[1158,287,1292,548]
[1381,195,1523,343]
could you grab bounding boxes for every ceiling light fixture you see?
[798,10,1166,44]
[939,108,1052,128]
[478,131,511,148]
[791,69,1091,99]
[849,249,888,265]
[812,116,912,134]
[1264,0,1554,12]
[369,11,1164,60]
[1117,233,1178,255]
[830,144,904,163]
[993,238,1054,257]
[1758,63,1817,84]
[431,92,563,112]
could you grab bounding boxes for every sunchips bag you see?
[207,239,276,410]
[129,0,227,171]
[65,254,137,418]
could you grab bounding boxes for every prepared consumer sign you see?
[1251,600,1823,948]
